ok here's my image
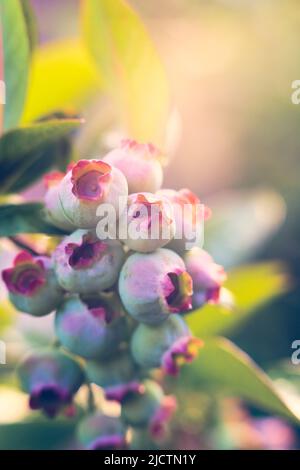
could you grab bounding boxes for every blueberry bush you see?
[0,0,299,450]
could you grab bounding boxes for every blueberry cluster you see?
[2,139,226,449]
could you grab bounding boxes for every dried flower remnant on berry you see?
[2,252,64,316]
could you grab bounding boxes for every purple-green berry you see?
[58,159,128,229]
[53,229,125,294]
[17,349,84,418]
[184,247,227,307]
[131,314,203,375]
[120,192,175,253]
[55,295,126,360]
[103,139,164,194]
[86,352,142,402]
[2,251,64,317]
[118,248,193,324]
[44,172,76,231]
[121,380,177,438]
[77,412,127,450]
[157,188,211,254]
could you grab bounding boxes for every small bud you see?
[77,412,127,450]
[58,160,128,228]
[119,248,193,324]
[55,295,126,360]
[131,314,203,375]
[103,139,164,194]
[121,192,175,253]
[121,380,177,439]
[2,251,64,316]
[86,353,142,402]
[53,229,125,293]
[17,349,84,418]
[184,247,227,307]
[157,188,211,254]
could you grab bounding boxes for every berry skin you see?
[157,188,211,254]
[77,412,127,450]
[184,247,227,307]
[131,314,203,375]
[17,349,84,418]
[118,248,193,324]
[44,171,76,231]
[103,139,164,194]
[55,295,126,360]
[86,353,142,402]
[2,251,64,317]
[121,380,177,438]
[121,192,176,253]
[58,160,128,229]
[53,229,125,293]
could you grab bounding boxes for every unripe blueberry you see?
[2,251,64,316]
[157,188,211,254]
[44,171,76,231]
[121,380,177,438]
[86,353,142,402]
[103,139,164,194]
[17,349,84,417]
[53,229,124,293]
[58,160,128,228]
[77,412,127,450]
[184,247,227,307]
[55,295,126,360]
[120,192,176,253]
[118,248,193,324]
[131,314,203,375]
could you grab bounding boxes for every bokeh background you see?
[1,0,300,450]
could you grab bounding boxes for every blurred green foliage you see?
[0,0,30,130]
[181,337,299,424]
[188,262,288,338]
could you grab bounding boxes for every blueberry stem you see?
[9,236,42,256]
[87,383,96,413]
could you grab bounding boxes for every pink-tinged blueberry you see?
[130,314,203,374]
[121,192,175,253]
[103,139,164,194]
[55,295,126,360]
[17,349,84,418]
[121,380,177,437]
[118,249,193,324]
[2,251,64,316]
[53,229,125,293]
[184,247,227,307]
[86,353,142,403]
[58,160,128,228]
[44,171,76,231]
[77,413,127,450]
[157,188,211,254]
[162,335,204,376]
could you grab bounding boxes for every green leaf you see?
[0,0,30,130]
[20,0,38,55]
[81,0,170,145]
[225,262,288,311]
[22,39,101,123]
[187,262,287,337]
[0,203,66,236]
[0,420,75,450]
[181,338,300,423]
[0,118,82,193]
